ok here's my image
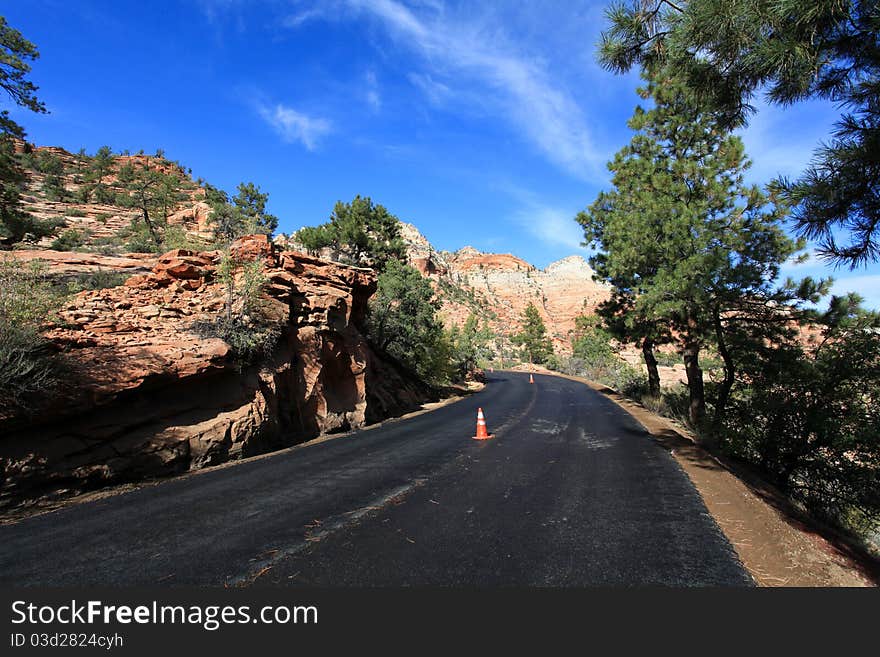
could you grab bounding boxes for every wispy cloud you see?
[830,274,880,311]
[364,70,381,111]
[407,73,452,106]
[738,98,839,185]
[514,204,586,252]
[256,102,332,150]
[777,249,880,310]
[285,0,604,180]
[280,7,326,29]
[502,184,586,252]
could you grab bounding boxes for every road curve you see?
[0,372,751,586]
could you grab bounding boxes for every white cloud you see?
[288,0,604,180]
[491,179,587,252]
[281,7,325,29]
[256,103,332,150]
[407,73,452,106]
[364,70,381,111]
[737,98,838,185]
[779,248,832,275]
[829,274,880,311]
[515,205,586,251]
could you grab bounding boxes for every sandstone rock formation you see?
[398,223,613,354]
[10,141,209,250]
[0,238,433,510]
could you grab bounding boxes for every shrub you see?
[653,350,680,367]
[50,228,87,251]
[5,216,66,245]
[63,270,129,293]
[549,353,645,395]
[192,251,278,366]
[721,333,880,523]
[195,316,280,366]
[162,225,214,252]
[93,186,115,204]
[447,314,494,381]
[366,258,449,385]
[118,221,162,253]
[0,258,64,414]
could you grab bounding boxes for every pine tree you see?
[513,303,553,365]
[295,195,406,271]
[366,258,449,383]
[578,69,818,429]
[35,150,67,201]
[85,146,115,204]
[117,161,186,247]
[449,313,495,379]
[233,182,278,236]
[206,182,278,242]
[0,17,46,244]
[597,0,880,268]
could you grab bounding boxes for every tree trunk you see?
[642,337,661,398]
[682,321,705,428]
[712,306,735,434]
[142,206,159,245]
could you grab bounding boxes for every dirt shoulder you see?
[552,371,878,587]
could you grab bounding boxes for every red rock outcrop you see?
[8,141,210,250]
[0,239,433,509]
[7,249,157,277]
[398,223,612,355]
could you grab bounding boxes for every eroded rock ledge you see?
[0,236,434,509]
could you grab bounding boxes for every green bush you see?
[366,258,449,385]
[63,270,129,293]
[192,251,278,366]
[162,225,215,252]
[0,258,64,414]
[50,228,88,251]
[721,333,880,523]
[555,315,644,392]
[195,316,280,366]
[118,221,162,253]
[447,314,494,381]
[549,353,645,395]
[653,350,680,367]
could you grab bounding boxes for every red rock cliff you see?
[0,237,434,509]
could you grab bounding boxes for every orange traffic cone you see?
[472,407,494,440]
[529,373,534,384]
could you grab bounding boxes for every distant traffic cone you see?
[472,407,494,440]
[529,373,534,384]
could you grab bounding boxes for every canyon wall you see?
[399,222,612,353]
[0,237,434,510]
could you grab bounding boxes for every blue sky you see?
[5,0,879,309]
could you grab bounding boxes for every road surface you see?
[0,372,751,586]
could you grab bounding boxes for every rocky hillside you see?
[399,222,611,354]
[1,141,439,511]
[1,236,434,511]
[7,140,213,250]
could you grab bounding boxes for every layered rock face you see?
[399,223,612,353]
[0,238,433,509]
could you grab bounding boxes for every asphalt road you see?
[0,371,751,586]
